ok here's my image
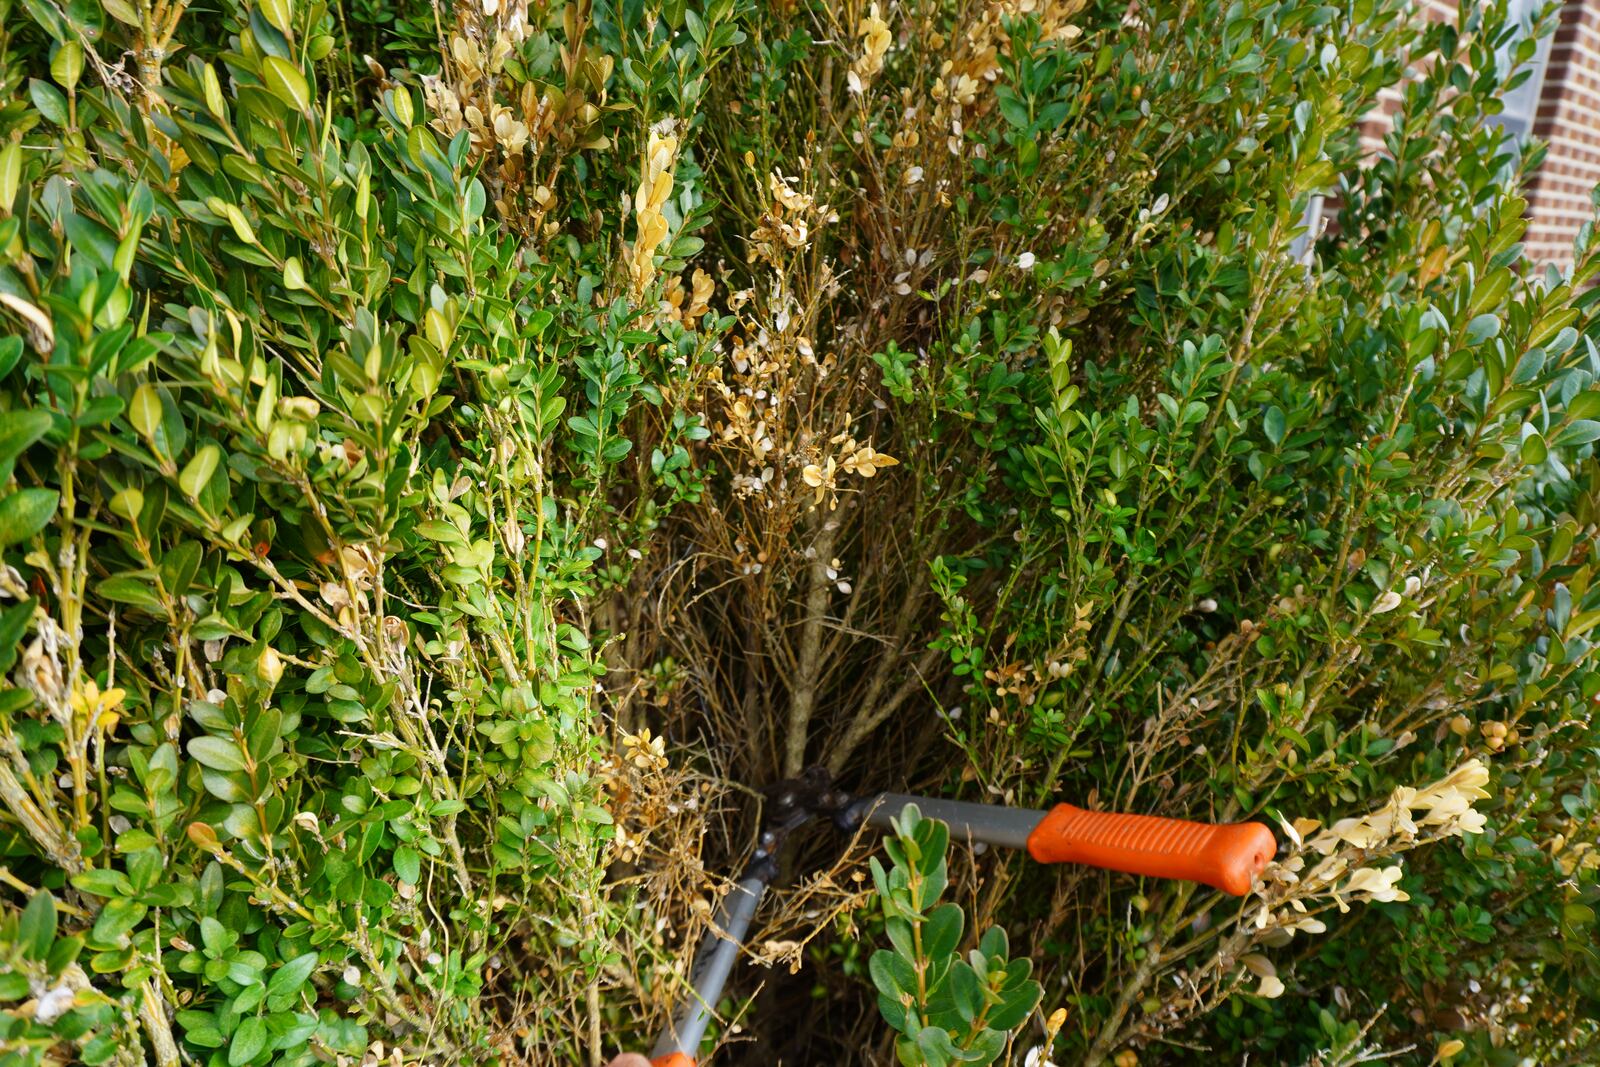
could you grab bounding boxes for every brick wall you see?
[1344,0,1600,272]
[1523,0,1600,268]
[1355,0,1460,160]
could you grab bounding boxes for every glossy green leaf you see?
[188,736,248,772]
[0,488,58,546]
[261,56,312,112]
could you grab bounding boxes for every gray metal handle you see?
[650,874,768,1060]
[851,792,1048,851]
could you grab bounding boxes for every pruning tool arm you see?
[648,873,768,1067]
[642,772,1276,1065]
[848,793,1277,897]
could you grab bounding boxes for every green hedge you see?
[0,0,1597,1063]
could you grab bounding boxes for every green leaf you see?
[0,488,59,546]
[524,309,553,338]
[90,897,145,945]
[962,1028,1007,1064]
[51,41,83,92]
[162,541,202,602]
[200,916,231,955]
[1263,405,1285,446]
[261,56,312,113]
[179,445,221,498]
[996,88,1031,129]
[45,934,83,977]
[870,948,918,1002]
[72,868,134,898]
[914,1026,957,1067]
[0,337,23,379]
[884,914,916,960]
[0,598,33,674]
[0,410,53,483]
[129,384,162,436]
[1466,267,1511,319]
[260,0,293,34]
[1509,346,1545,386]
[1016,138,1040,177]
[19,891,56,961]
[228,1016,268,1066]
[1464,314,1500,345]
[266,953,319,1000]
[1567,391,1600,422]
[188,736,248,772]
[916,819,949,879]
[414,520,465,543]
[924,903,964,962]
[96,574,163,608]
[28,79,68,125]
[977,925,1008,961]
[77,395,125,428]
[394,845,421,884]
[1554,420,1600,448]
[985,976,1041,1031]
[0,146,13,212]
[202,768,252,803]
[950,961,984,1024]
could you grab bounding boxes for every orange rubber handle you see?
[652,1055,695,1067]
[1025,804,1276,896]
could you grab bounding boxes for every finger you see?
[606,1055,656,1067]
